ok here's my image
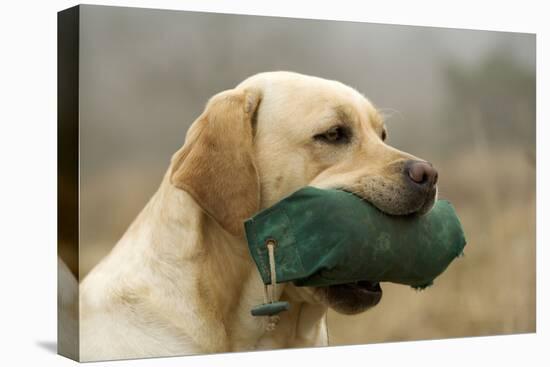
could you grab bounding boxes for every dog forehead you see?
[238,72,377,130]
[240,71,360,102]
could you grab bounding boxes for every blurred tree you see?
[439,47,535,157]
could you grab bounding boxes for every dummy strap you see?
[250,239,290,331]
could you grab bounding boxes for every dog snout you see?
[404,160,438,189]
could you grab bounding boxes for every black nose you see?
[404,160,438,188]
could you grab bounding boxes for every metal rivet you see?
[265,238,277,247]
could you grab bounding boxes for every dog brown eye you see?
[326,127,341,141]
[314,126,350,144]
[381,130,387,141]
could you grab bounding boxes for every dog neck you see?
[143,173,329,352]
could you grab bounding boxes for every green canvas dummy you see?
[244,187,466,313]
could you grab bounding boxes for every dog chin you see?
[317,281,383,315]
[341,186,438,217]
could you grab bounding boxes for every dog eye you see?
[314,126,351,144]
[381,129,387,141]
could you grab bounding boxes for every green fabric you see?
[244,187,466,289]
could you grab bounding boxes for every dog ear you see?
[170,88,262,237]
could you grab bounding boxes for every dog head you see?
[170,71,438,315]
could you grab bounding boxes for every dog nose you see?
[404,160,438,188]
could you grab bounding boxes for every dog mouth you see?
[340,185,437,217]
[323,281,383,315]
[321,185,432,314]
[314,182,435,314]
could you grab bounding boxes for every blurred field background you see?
[63,5,535,345]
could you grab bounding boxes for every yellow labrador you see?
[79,71,438,361]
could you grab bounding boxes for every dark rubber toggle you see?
[251,301,290,316]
